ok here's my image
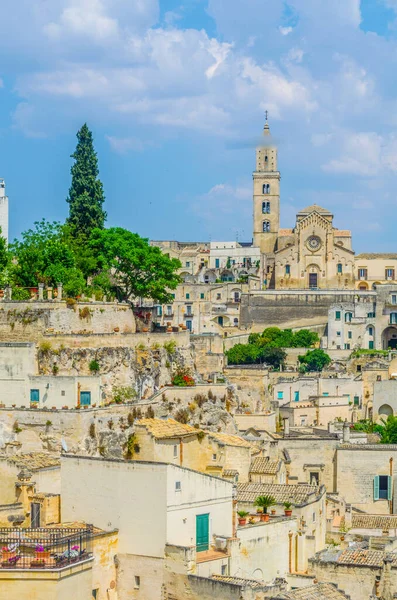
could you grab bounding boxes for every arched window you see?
[337,263,342,274]
[345,312,353,323]
[391,313,397,325]
[285,264,291,275]
[233,318,239,326]
[262,221,270,233]
[262,184,270,194]
[262,201,270,213]
[265,156,268,163]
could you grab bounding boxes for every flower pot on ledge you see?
[284,510,292,517]
[2,552,16,562]
[260,513,270,522]
[238,517,247,526]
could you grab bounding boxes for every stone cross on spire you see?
[263,110,270,136]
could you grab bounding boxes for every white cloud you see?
[105,135,147,153]
[191,183,251,235]
[323,131,397,176]
[279,26,293,36]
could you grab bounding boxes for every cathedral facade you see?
[252,120,392,291]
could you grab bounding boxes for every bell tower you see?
[252,116,280,255]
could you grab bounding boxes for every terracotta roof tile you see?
[250,456,281,475]
[208,431,251,448]
[211,575,265,589]
[237,482,323,505]
[352,515,397,530]
[135,418,200,439]
[5,453,60,471]
[334,230,351,237]
[337,549,397,567]
[273,582,350,599]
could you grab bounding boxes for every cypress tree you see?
[66,124,106,238]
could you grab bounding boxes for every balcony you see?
[164,313,174,318]
[184,313,194,318]
[0,526,93,570]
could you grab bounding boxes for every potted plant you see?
[237,510,249,526]
[254,495,277,522]
[35,544,51,561]
[1,546,16,561]
[271,509,276,516]
[284,502,293,517]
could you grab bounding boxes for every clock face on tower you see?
[306,235,321,251]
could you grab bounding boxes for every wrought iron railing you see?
[0,526,93,569]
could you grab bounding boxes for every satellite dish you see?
[61,438,68,452]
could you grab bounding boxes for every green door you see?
[196,513,209,552]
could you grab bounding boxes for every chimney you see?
[283,417,290,437]
[343,420,350,443]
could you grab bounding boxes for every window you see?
[262,221,270,232]
[323,392,329,396]
[336,331,341,337]
[337,263,342,274]
[310,472,319,485]
[368,326,374,336]
[92,590,99,600]
[354,396,360,406]
[186,320,192,331]
[166,305,173,316]
[216,293,221,300]
[344,343,350,350]
[171,294,175,299]
[390,313,397,324]
[175,481,181,492]
[30,389,40,403]
[277,391,284,399]
[186,305,192,316]
[156,305,162,317]
[367,312,375,318]
[134,576,140,589]
[313,512,316,523]
[80,391,91,406]
[186,261,190,268]
[335,311,341,320]
[386,268,395,280]
[345,312,352,323]
[374,475,392,501]
[233,318,239,326]
[173,445,178,458]
[294,391,299,402]
[358,268,368,279]
[285,264,291,275]
[357,365,362,372]
[221,564,227,576]
[200,293,205,299]
[61,390,65,396]
[215,258,220,268]
[392,295,397,305]
[377,375,382,381]
[369,340,374,350]
[262,201,270,213]
[186,293,190,299]
[348,331,352,339]
[212,453,217,461]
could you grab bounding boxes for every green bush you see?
[298,349,331,372]
[89,359,100,373]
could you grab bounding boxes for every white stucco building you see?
[0,179,9,244]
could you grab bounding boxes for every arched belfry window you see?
[262,184,270,194]
[262,221,270,233]
[262,201,270,214]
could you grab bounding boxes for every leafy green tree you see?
[10,220,86,296]
[379,415,397,444]
[89,227,181,303]
[292,329,319,348]
[298,348,331,372]
[261,346,286,369]
[66,124,106,239]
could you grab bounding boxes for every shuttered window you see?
[374,475,392,501]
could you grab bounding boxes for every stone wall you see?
[240,290,367,331]
[0,301,136,341]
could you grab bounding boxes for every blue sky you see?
[2,0,397,251]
